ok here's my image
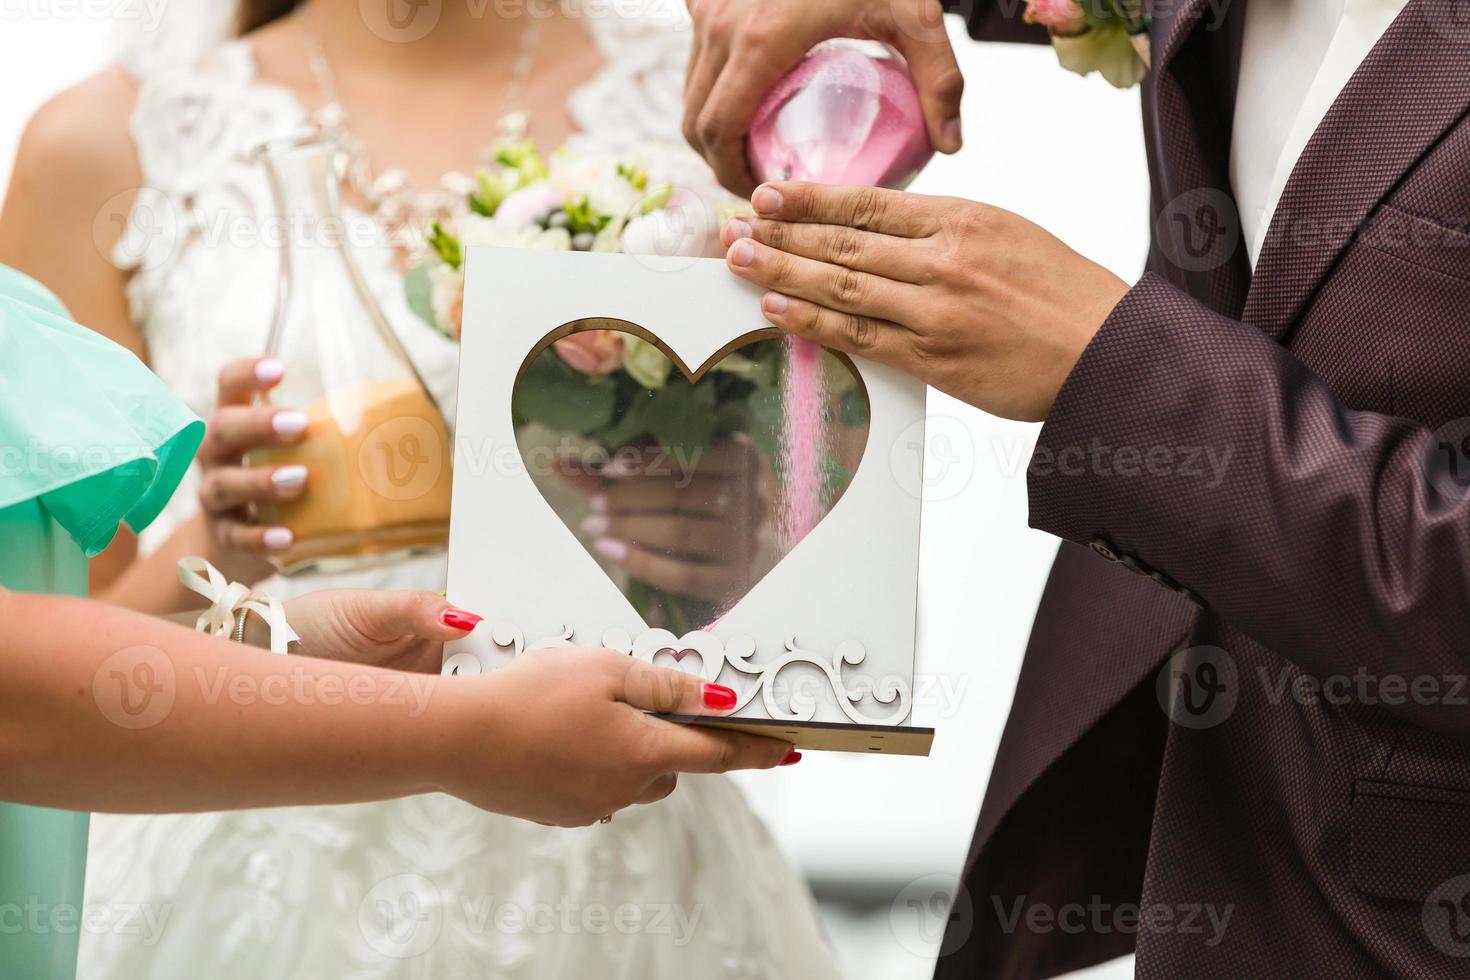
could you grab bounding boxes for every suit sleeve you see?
[941,0,1051,44]
[1028,272,1470,741]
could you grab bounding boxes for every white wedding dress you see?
[78,14,840,980]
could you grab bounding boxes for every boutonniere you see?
[1025,0,1151,89]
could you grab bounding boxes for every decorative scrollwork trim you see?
[461,622,912,726]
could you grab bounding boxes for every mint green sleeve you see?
[0,266,203,556]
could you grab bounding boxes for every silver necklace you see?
[298,1,547,253]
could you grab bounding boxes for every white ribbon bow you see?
[178,557,300,654]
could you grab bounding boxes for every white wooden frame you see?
[443,248,932,754]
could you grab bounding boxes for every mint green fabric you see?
[0,265,202,979]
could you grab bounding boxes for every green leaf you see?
[637,181,674,215]
[469,171,511,217]
[838,386,871,428]
[617,161,649,190]
[563,195,614,235]
[426,221,462,269]
[403,262,438,332]
[513,351,617,433]
[643,379,717,456]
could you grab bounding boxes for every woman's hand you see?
[557,442,764,602]
[280,589,483,672]
[722,182,1131,422]
[683,0,963,195]
[443,648,798,826]
[195,356,309,580]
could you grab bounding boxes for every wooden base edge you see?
[653,714,935,756]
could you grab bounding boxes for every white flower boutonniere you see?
[1026,0,1151,89]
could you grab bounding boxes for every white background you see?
[0,11,1148,979]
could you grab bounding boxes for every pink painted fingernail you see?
[263,527,294,550]
[594,537,629,562]
[763,293,789,315]
[580,514,609,536]
[725,217,753,241]
[590,493,607,513]
[254,357,284,384]
[441,608,483,631]
[727,239,755,267]
[272,410,309,438]
[751,185,782,215]
[270,465,307,491]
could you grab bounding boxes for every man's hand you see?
[722,182,1130,422]
[684,0,964,196]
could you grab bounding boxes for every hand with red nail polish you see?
[281,589,484,672]
[453,648,797,826]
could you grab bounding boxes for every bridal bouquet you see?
[405,141,784,458]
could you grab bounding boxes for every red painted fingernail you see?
[702,683,737,710]
[779,751,802,766]
[441,609,483,631]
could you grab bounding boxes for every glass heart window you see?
[512,318,870,633]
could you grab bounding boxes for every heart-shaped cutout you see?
[512,318,870,633]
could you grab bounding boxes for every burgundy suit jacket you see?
[935,0,1470,977]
